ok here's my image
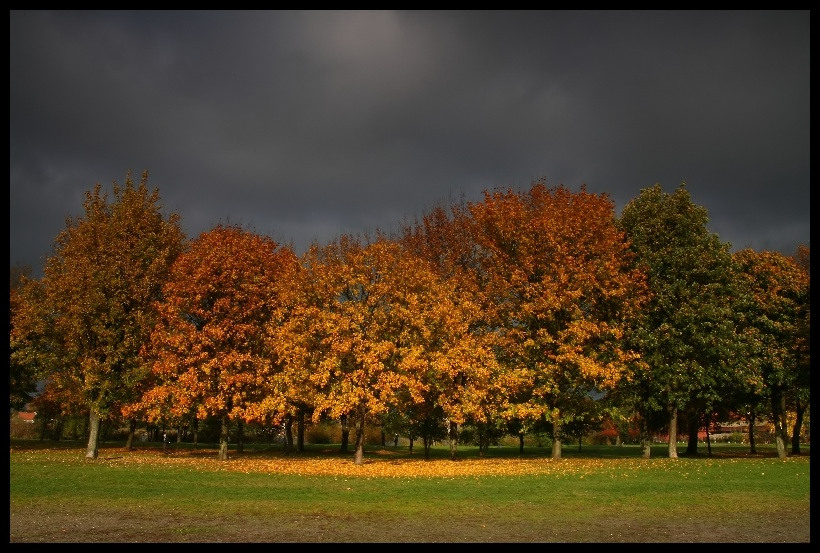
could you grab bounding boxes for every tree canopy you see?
[131,224,297,460]
[13,171,185,458]
[11,176,810,464]
[618,183,743,458]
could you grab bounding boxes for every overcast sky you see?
[10,10,810,277]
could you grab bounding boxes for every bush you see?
[306,424,334,445]
[9,417,38,440]
[365,426,384,445]
[497,434,544,448]
[709,432,748,444]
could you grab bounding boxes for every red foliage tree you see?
[131,225,297,460]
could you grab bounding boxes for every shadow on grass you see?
[10,438,809,461]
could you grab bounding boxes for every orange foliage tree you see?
[131,225,297,460]
[789,245,810,454]
[732,247,810,459]
[19,172,185,459]
[466,179,648,459]
[10,267,50,412]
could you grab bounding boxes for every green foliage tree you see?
[617,183,741,459]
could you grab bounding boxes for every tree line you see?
[9,171,810,464]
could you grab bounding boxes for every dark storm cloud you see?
[10,10,810,276]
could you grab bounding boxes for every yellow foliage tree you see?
[274,233,485,465]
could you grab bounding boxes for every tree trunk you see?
[218,415,230,461]
[284,414,293,453]
[551,413,562,460]
[353,410,366,466]
[518,431,525,454]
[685,413,698,455]
[340,414,349,453]
[790,402,805,455]
[192,416,199,448]
[772,389,788,459]
[747,411,756,454]
[448,420,458,460]
[52,419,64,442]
[297,410,305,452]
[667,407,678,459]
[125,419,137,450]
[82,413,90,442]
[641,432,653,459]
[778,394,790,456]
[100,419,110,444]
[705,423,712,456]
[85,411,101,459]
[237,419,244,453]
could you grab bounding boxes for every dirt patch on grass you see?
[10,504,810,543]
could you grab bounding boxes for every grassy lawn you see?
[9,440,810,543]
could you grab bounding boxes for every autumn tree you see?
[261,244,324,454]
[10,264,47,413]
[789,245,810,454]
[467,179,648,460]
[131,225,297,461]
[732,247,810,459]
[274,233,484,465]
[400,202,503,459]
[15,172,185,459]
[618,183,741,459]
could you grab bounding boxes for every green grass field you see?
[9,440,810,543]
